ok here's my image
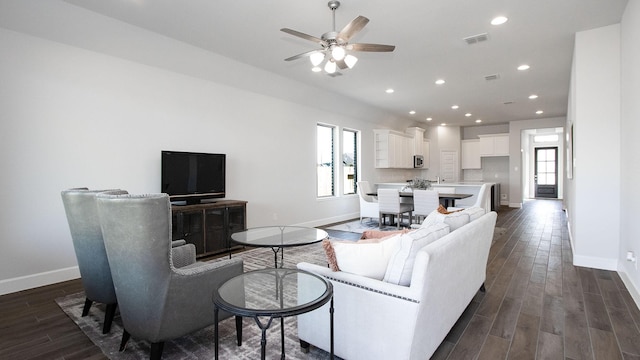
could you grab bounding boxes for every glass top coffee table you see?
[213,268,334,360]
[231,226,328,268]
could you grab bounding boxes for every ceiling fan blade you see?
[336,59,348,70]
[348,43,396,52]
[284,50,319,62]
[280,28,325,45]
[338,16,369,41]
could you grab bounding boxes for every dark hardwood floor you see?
[1,199,639,359]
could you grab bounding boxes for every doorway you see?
[534,147,558,198]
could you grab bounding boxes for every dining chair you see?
[412,189,440,224]
[449,184,490,211]
[357,181,379,222]
[378,188,413,229]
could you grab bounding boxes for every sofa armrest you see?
[297,262,420,302]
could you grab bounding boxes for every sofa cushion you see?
[461,206,485,222]
[420,209,471,231]
[322,234,403,280]
[383,223,451,286]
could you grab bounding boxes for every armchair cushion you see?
[171,243,197,269]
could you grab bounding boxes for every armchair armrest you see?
[171,239,187,247]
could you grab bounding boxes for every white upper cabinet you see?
[478,134,509,157]
[374,128,426,169]
[461,139,481,169]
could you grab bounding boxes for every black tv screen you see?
[161,151,225,204]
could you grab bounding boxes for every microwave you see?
[413,155,424,168]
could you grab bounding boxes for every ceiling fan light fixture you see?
[325,60,337,73]
[310,52,326,66]
[331,45,346,61]
[344,54,358,68]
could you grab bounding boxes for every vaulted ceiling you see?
[63,0,628,126]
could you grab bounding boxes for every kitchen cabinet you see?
[478,134,509,157]
[406,127,425,156]
[374,129,413,168]
[461,139,481,169]
[422,140,430,168]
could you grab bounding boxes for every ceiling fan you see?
[281,0,395,74]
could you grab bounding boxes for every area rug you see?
[325,219,404,233]
[56,244,336,360]
[56,226,507,359]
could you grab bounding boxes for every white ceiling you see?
[61,0,628,126]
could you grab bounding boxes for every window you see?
[317,124,335,197]
[343,129,358,195]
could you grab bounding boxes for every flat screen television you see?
[161,150,226,204]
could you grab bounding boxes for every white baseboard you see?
[572,255,618,271]
[0,266,80,296]
[0,213,363,296]
[509,202,523,208]
[618,271,640,311]
[294,212,360,228]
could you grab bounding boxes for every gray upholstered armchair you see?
[96,192,244,360]
[61,188,125,334]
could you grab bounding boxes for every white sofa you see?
[297,211,497,360]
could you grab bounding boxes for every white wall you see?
[508,117,566,208]
[0,2,414,294]
[567,24,621,270]
[620,0,640,301]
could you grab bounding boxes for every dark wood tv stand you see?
[170,200,247,258]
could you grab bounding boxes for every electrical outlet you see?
[627,251,638,270]
[501,194,507,200]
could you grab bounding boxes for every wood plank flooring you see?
[1,199,639,359]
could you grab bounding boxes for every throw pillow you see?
[383,223,450,286]
[360,229,410,240]
[437,204,463,214]
[323,234,403,280]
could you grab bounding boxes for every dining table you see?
[367,191,473,208]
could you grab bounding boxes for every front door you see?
[534,147,558,198]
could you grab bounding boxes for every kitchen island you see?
[375,182,499,211]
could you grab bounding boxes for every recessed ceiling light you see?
[435,79,445,85]
[426,117,433,121]
[529,94,538,99]
[409,110,416,115]
[475,119,482,123]
[491,16,508,25]
[517,64,530,71]
[440,123,447,126]
[536,110,544,114]
[465,113,472,117]
[385,88,394,94]
[451,105,459,110]
[311,67,322,72]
